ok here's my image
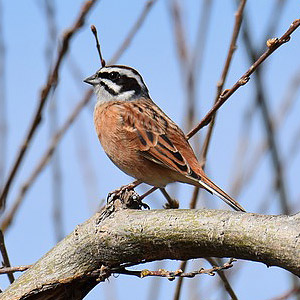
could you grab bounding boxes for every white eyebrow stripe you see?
[101,78,121,93]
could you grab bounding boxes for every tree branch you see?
[186,18,300,139]
[1,199,299,299]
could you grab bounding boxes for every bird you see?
[84,65,245,212]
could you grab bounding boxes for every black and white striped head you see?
[84,65,150,102]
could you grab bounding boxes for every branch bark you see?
[2,201,299,300]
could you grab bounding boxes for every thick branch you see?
[2,205,299,299]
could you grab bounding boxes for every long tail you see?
[199,177,246,212]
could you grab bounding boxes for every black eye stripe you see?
[100,81,117,96]
[119,76,141,94]
[98,72,141,92]
[98,72,135,83]
[97,72,119,80]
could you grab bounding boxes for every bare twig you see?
[174,2,246,300]
[206,257,238,300]
[235,0,287,196]
[0,230,14,283]
[0,90,93,232]
[0,0,98,210]
[230,67,300,198]
[0,265,31,275]
[229,0,288,199]
[173,260,187,300]
[91,25,106,67]
[201,0,247,160]
[241,13,290,214]
[169,0,213,134]
[259,0,286,54]
[186,0,213,132]
[146,261,165,300]
[42,0,64,243]
[174,178,203,299]
[168,0,188,71]
[116,258,235,280]
[186,19,300,139]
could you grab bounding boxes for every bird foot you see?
[107,184,150,210]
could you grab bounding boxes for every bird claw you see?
[107,186,150,210]
[107,185,134,204]
[141,202,150,210]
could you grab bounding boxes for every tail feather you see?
[199,177,246,212]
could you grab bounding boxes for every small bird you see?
[84,65,245,212]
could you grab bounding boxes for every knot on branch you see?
[266,37,279,48]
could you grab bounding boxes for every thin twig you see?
[0,264,31,275]
[0,0,98,210]
[159,188,179,209]
[43,0,64,243]
[173,260,187,300]
[173,178,202,299]
[91,25,106,67]
[259,0,286,54]
[206,257,238,300]
[146,261,165,300]
[230,67,300,198]
[116,259,235,280]
[229,0,288,199]
[186,18,300,140]
[241,13,290,214]
[200,0,247,160]
[175,2,246,300]
[186,0,213,132]
[0,90,93,232]
[0,230,14,283]
[168,0,188,72]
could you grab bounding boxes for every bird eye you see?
[109,72,119,80]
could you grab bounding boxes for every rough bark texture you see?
[1,202,299,300]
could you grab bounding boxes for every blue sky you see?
[0,0,300,299]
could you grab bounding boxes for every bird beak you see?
[83,74,97,85]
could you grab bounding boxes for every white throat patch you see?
[94,83,135,103]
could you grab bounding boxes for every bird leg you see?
[108,179,142,198]
[159,188,179,209]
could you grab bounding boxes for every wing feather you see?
[120,100,200,179]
